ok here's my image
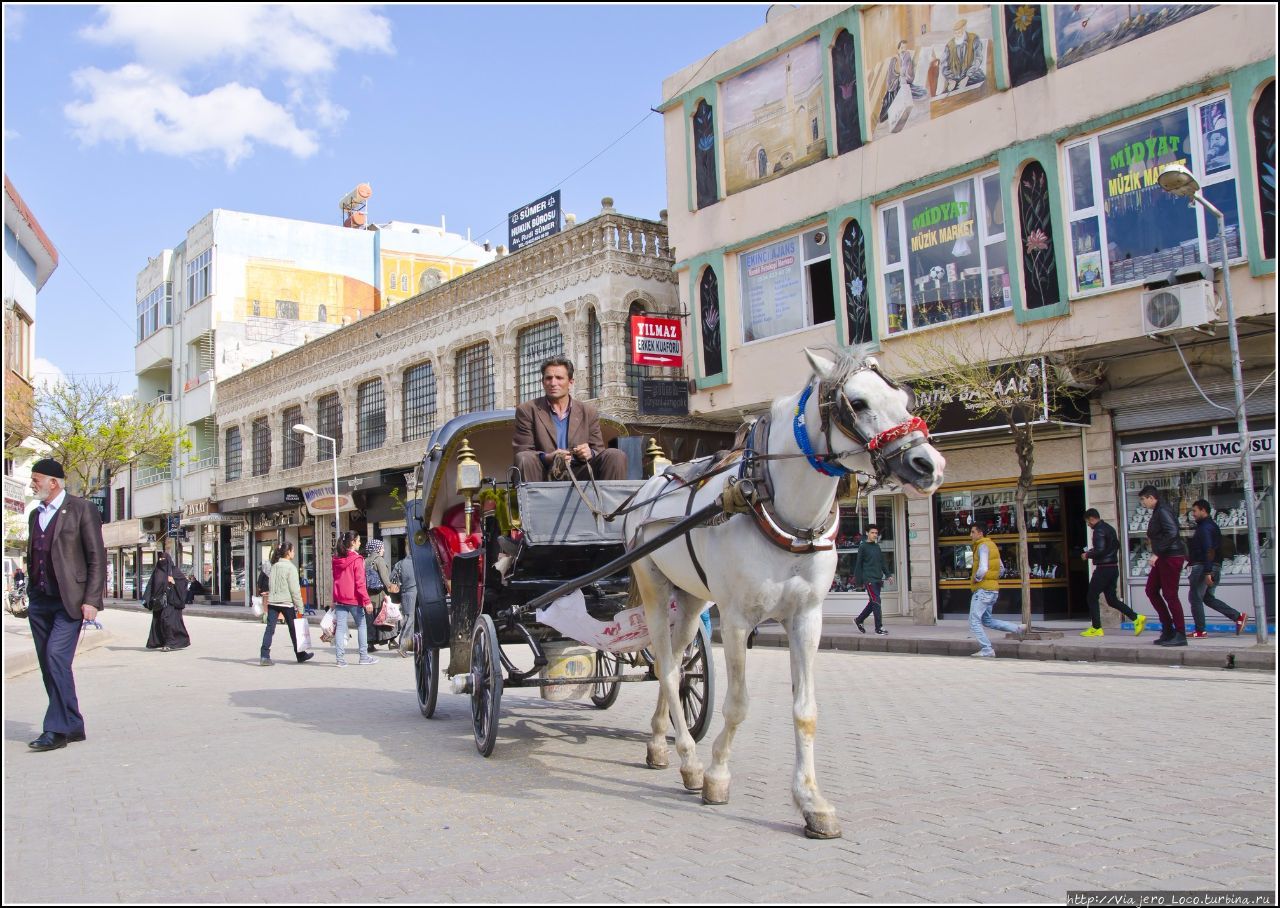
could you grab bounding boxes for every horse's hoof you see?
[702,777,730,805]
[680,766,704,792]
[802,812,842,840]
[645,745,669,769]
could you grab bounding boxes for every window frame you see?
[402,361,437,443]
[356,379,386,452]
[315,392,343,461]
[186,248,212,308]
[1061,93,1245,297]
[251,417,271,477]
[455,343,494,415]
[516,319,565,403]
[281,406,304,470]
[737,226,834,345]
[225,427,242,482]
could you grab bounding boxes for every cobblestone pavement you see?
[3,610,1275,903]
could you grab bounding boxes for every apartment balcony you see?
[132,475,173,518]
[146,392,173,427]
[182,374,216,423]
[135,326,174,374]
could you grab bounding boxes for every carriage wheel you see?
[680,622,715,742]
[414,624,439,719]
[470,614,503,757]
[590,650,622,709]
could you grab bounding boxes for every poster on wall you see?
[1052,5,1214,69]
[863,4,994,141]
[739,236,804,342]
[721,37,826,195]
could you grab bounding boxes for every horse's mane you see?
[812,344,875,386]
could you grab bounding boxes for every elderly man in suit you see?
[25,458,106,752]
[513,356,627,482]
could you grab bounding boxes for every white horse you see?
[623,347,946,839]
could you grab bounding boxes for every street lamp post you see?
[1157,164,1268,644]
[293,424,340,610]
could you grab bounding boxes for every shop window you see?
[624,303,647,396]
[251,417,271,476]
[830,500,897,594]
[1254,81,1276,260]
[225,427,242,482]
[831,29,862,155]
[879,171,1009,334]
[357,379,386,452]
[693,99,718,209]
[1017,161,1061,309]
[841,220,872,345]
[1004,4,1047,88]
[455,343,494,414]
[316,393,342,460]
[739,227,833,343]
[698,268,723,376]
[1063,96,1243,294]
[587,309,603,399]
[403,361,437,442]
[517,319,565,403]
[282,406,303,469]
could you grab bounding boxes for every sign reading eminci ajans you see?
[508,190,561,253]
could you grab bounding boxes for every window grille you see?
[251,417,271,476]
[625,303,647,397]
[588,309,602,398]
[403,362,437,442]
[357,379,386,451]
[517,319,564,402]
[225,427,242,481]
[316,393,343,461]
[455,344,494,414]
[282,406,303,469]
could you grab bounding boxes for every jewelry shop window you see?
[738,227,833,343]
[830,498,898,594]
[880,171,1009,334]
[1063,95,1243,294]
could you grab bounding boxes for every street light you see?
[293,423,340,610]
[1157,164,1268,644]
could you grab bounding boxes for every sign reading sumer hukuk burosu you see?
[508,190,561,253]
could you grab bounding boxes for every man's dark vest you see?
[32,507,62,598]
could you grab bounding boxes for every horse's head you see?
[804,348,946,495]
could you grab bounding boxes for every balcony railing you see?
[136,465,172,487]
[186,447,220,473]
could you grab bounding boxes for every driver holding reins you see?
[513,356,627,482]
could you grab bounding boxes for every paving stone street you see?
[3,609,1275,903]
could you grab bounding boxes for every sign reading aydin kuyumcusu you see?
[912,357,1090,437]
[508,190,561,252]
[630,314,683,367]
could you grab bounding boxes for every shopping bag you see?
[294,617,313,654]
[250,595,263,618]
[319,608,337,643]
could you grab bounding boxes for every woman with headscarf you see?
[363,539,397,652]
[145,552,191,651]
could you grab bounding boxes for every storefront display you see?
[830,500,898,594]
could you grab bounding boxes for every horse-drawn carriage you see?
[403,410,714,757]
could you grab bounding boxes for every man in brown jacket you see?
[25,458,106,751]
[513,356,627,481]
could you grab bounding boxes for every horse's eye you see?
[849,399,869,413]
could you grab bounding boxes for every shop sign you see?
[630,314,683,367]
[166,514,182,535]
[740,236,804,342]
[639,379,690,416]
[911,357,1090,437]
[508,190,561,253]
[1121,432,1275,468]
[302,485,357,516]
[183,499,217,519]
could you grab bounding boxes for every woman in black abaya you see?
[145,552,191,651]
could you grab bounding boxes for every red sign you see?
[629,314,683,367]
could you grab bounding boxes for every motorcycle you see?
[7,579,29,619]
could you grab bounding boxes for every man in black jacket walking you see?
[1081,508,1144,637]
[1141,486,1187,647]
[1187,499,1246,637]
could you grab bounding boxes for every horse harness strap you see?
[741,412,839,555]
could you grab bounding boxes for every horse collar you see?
[794,384,852,478]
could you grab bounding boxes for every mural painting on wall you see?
[699,268,723,376]
[1052,5,1214,68]
[1004,5,1048,88]
[1255,82,1276,261]
[1018,162,1061,309]
[864,4,995,141]
[693,100,719,209]
[721,37,827,195]
[841,220,872,345]
[831,29,863,155]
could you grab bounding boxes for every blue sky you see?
[3,4,767,389]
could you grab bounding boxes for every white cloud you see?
[32,357,66,385]
[67,5,393,165]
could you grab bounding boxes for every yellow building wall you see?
[241,261,377,324]
[381,251,477,306]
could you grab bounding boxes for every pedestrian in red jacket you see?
[331,531,376,666]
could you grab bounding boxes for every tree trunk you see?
[1013,424,1036,628]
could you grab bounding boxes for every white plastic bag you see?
[535,590,680,653]
[251,595,263,618]
[294,617,313,654]
[320,608,337,637]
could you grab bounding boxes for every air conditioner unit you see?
[1140,280,1218,335]
[141,517,163,534]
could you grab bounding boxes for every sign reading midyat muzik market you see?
[508,190,561,253]
[630,313,683,367]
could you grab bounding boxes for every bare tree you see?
[13,378,189,498]
[900,327,1097,629]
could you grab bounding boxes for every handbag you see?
[293,617,313,654]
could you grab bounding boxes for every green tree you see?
[13,378,189,498]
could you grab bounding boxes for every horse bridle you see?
[814,363,932,483]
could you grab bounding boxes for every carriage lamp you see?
[646,437,671,477]
[456,437,483,536]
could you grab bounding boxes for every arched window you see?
[403,361,437,442]
[831,29,862,155]
[757,148,768,178]
[316,304,327,323]
[841,220,871,345]
[456,343,494,414]
[517,319,565,402]
[587,309,603,398]
[357,379,386,451]
[699,268,723,376]
[1255,81,1276,260]
[624,302,647,395]
[1004,5,1048,87]
[1018,161,1061,309]
[693,100,718,209]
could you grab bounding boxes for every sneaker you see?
[875,628,889,636]
[1016,623,1031,641]
[1235,613,1247,635]
[971,649,995,658]
[1189,630,1208,639]
[297,652,315,664]
[1133,614,1147,636]
[336,660,348,668]
[855,619,866,634]
[259,657,273,666]
[358,656,379,665]
[1080,627,1101,637]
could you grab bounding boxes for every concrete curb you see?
[5,627,115,680]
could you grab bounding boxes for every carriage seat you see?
[516,481,647,547]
